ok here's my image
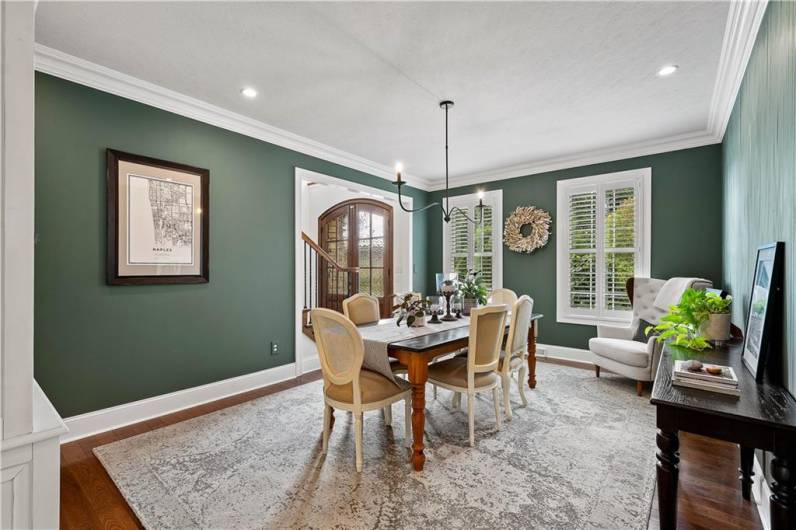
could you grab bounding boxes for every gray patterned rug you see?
[95,364,656,529]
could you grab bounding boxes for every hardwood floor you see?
[60,362,763,530]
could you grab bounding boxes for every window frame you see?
[441,190,503,290]
[556,168,651,326]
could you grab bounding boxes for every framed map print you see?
[742,242,784,382]
[107,149,209,285]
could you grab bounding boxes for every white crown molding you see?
[33,44,435,191]
[36,0,766,195]
[432,129,719,191]
[707,0,768,140]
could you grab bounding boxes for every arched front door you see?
[318,199,393,317]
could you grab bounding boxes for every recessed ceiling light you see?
[240,87,258,98]
[657,65,679,77]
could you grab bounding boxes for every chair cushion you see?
[325,369,409,404]
[589,338,650,368]
[427,357,497,388]
[632,319,657,343]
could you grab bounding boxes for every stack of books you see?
[672,361,740,397]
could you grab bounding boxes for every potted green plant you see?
[700,292,733,341]
[393,293,427,327]
[458,271,488,316]
[646,288,711,351]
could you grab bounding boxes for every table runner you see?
[358,317,471,380]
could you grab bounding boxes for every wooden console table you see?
[651,341,796,529]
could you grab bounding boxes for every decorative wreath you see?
[503,206,552,254]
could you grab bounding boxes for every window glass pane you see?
[371,214,384,238]
[473,255,493,291]
[371,237,384,267]
[605,187,635,248]
[452,256,468,284]
[569,192,597,250]
[358,239,370,268]
[475,206,492,253]
[371,269,384,297]
[605,252,634,310]
[359,269,371,295]
[358,211,370,239]
[338,215,348,240]
[569,252,596,309]
[337,241,348,266]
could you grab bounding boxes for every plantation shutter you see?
[604,186,636,311]
[558,169,647,325]
[568,191,597,310]
[443,192,502,292]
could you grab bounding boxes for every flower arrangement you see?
[458,271,488,306]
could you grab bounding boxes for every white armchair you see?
[588,277,712,395]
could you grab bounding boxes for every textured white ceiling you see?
[35,1,729,183]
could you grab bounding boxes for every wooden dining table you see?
[388,313,544,471]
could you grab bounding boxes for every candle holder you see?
[440,280,458,322]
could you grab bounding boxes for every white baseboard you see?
[62,362,298,444]
[536,343,593,364]
[301,355,321,374]
[753,455,771,530]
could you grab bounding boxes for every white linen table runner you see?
[357,317,471,380]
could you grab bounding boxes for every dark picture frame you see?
[742,242,784,382]
[107,149,209,285]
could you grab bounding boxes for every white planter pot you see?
[409,313,426,327]
[701,313,731,341]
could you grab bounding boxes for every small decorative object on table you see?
[458,270,487,316]
[393,293,427,327]
[672,359,739,397]
[440,279,458,322]
[426,297,441,324]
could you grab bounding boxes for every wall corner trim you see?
[60,362,299,443]
[33,44,435,192]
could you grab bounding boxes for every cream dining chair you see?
[343,293,408,383]
[311,308,411,472]
[499,295,534,420]
[488,288,518,307]
[427,305,507,446]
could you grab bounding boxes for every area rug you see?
[95,364,657,529]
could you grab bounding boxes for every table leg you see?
[771,453,796,530]
[527,319,537,389]
[656,429,679,530]
[739,446,755,501]
[407,356,429,471]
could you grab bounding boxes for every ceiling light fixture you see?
[393,100,483,224]
[240,87,258,98]
[657,64,679,77]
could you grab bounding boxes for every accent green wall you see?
[427,145,724,351]
[34,73,430,417]
[723,1,795,394]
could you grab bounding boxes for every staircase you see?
[301,231,358,341]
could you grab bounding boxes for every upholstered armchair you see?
[588,277,712,395]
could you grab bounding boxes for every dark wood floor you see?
[61,362,763,530]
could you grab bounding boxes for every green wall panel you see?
[426,145,724,351]
[34,73,430,417]
[723,1,795,393]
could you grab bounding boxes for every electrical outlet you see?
[270,341,279,356]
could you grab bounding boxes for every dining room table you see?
[356,311,544,471]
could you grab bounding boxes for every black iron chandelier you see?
[393,100,484,224]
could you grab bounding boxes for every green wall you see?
[34,73,430,417]
[723,0,795,394]
[427,145,724,350]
